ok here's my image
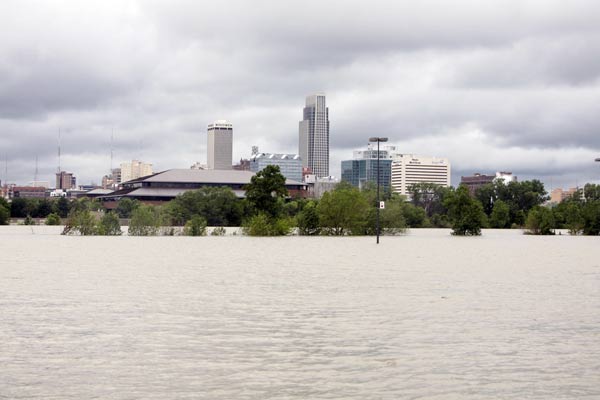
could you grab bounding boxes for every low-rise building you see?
[11,186,47,198]
[249,153,302,182]
[98,169,308,208]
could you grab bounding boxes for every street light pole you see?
[369,137,388,244]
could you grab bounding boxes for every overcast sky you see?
[1,0,600,189]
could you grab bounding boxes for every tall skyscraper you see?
[299,94,329,177]
[207,120,233,170]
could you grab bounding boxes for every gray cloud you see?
[1,0,599,190]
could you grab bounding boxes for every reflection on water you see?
[1,227,599,399]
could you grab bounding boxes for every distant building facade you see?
[461,171,517,195]
[102,168,122,189]
[249,153,303,182]
[98,169,308,208]
[391,154,450,196]
[56,171,76,190]
[550,187,578,203]
[233,158,250,171]
[11,186,47,199]
[341,147,392,192]
[299,94,329,177]
[120,161,152,184]
[304,175,339,198]
[207,120,233,170]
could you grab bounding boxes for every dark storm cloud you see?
[1,0,599,189]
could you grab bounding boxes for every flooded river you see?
[1,227,599,399]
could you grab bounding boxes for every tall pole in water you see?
[369,137,388,244]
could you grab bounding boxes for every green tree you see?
[70,198,101,213]
[444,186,486,236]
[401,202,428,228]
[475,182,497,216]
[97,212,122,235]
[318,183,369,235]
[489,199,510,228]
[0,204,9,225]
[581,200,600,235]
[128,205,161,236]
[244,165,288,218]
[45,213,61,225]
[34,199,54,218]
[379,195,407,235]
[55,197,71,218]
[184,215,207,236]
[525,206,555,235]
[296,200,320,235]
[408,182,450,217]
[10,198,28,218]
[116,198,140,219]
[584,183,600,201]
[165,187,242,226]
[563,202,584,235]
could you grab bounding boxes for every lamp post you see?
[369,137,388,244]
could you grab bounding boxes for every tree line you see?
[2,166,599,236]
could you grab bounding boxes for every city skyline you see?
[1,1,600,189]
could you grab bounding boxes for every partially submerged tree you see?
[184,215,208,236]
[525,206,555,235]
[318,182,369,235]
[444,186,486,236]
[128,205,162,236]
[97,212,122,236]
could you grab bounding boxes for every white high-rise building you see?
[120,160,153,183]
[391,154,451,196]
[207,120,233,170]
[299,94,329,177]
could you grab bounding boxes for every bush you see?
[97,212,122,236]
[184,215,207,236]
[45,213,61,225]
[23,215,35,225]
[128,205,161,236]
[211,226,227,236]
[62,210,97,235]
[242,213,293,236]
